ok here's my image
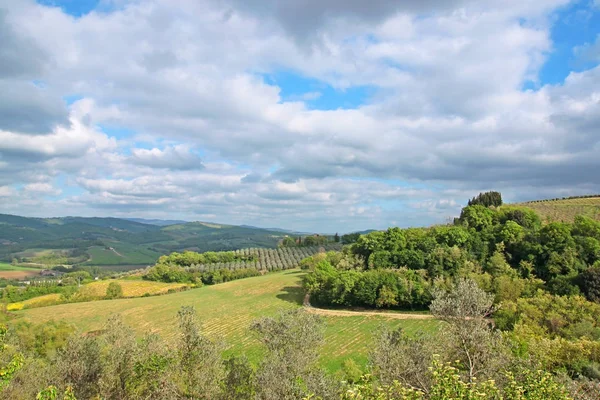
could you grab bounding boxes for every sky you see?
[0,0,599,233]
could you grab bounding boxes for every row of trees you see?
[303,253,430,309]
[280,235,331,248]
[145,245,343,283]
[524,194,600,203]
[346,205,600,299]
[144,265,261,285]
[156,250,257,267]
[1,282,586,399]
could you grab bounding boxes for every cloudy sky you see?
[0,0,599,232]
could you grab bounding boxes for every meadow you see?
[521,196,600,222]
[0,262,41,280]
[17,270,438,372]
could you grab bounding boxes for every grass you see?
[16,270,439,372]
[0,262,41,279]
[84,243,161,266]
[520,197,600,223]
[78,279,190,298]
[7,294,63,311]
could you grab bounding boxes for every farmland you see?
[520,196,600,223]
[17,270,439,372]
[0,262,41,280]
[0,213,323,270]
[77,279,190,298]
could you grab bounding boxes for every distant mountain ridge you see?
[0,213,294,267]
[124,218,188,226]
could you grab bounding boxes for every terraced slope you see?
[520,196,600,223]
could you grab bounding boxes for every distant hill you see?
[239,224,313,235]
[518,195,600,223]
[0,214,294,268]
[125,218,188,226]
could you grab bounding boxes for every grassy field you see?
[78,279,190,298]
[17,270,439,372]
[520,197,600,223]
[0,262,41,280]
[83,243,161,266]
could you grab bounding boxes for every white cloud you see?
[0,0,598,231]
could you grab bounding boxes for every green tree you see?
[430,279,506,382]
[176,306,224,398]
[579,265,600,303]
[105,282,123,299]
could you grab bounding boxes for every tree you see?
[176,306,224,398]
[430,279,507,382]
[459,205,495,231]
[0,324,24,392]
[341,232,361,245]
[54,334,101,399]
[579,265,600,303]
[105,282,123,299]
[334,233,340,243]
[281,236,296,247]
[251,309,336,399]
[467,191,503,207]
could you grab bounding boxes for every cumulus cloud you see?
[129,145,204,170]
[0,0,598,231]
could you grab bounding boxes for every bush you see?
[105,282,123,299]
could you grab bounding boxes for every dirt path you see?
[110,248,124,257]
[303,294,433,320]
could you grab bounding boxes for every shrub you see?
[105,282,123,299]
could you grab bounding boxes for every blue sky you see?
[0,0,599,232]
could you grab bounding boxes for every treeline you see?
[145,265,261,285]
[305,206,600,310]
[280,235,331,247]
[1,296,584,399]
[467,190,503,207]
[524,194,600,203]
[143,245,342,283]
[302,252,430,309]
[1,271,95,303]
[156,250,257,267]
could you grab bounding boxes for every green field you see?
[0,262,38,271]
[84,243,161,266]
[0,262,41,279]
[17,270,439,372]
[520,196,600,223]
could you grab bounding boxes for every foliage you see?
[1,283,76,304]
[105,282,123,299]
[578,265,600,303]
[468,191,503,207]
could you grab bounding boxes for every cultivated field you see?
[520,196,600,223]
[77,279,190,298]
[17,270,439,371]
[0,262,41,280]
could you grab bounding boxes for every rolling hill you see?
[0,214,300,268]
[518,195,600,223]
[16,270,439,372]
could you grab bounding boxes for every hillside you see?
[519,195,600,223]
[16,270,438,371]
[0,214,300,268]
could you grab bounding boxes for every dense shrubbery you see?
[0,303,583,400]
[156,250,257,267]
[144,264,261,285]
[303,257,430,309]
[1,283,75,303]
[301,204,600,305]
[144,245,342,284]
[468,190,503,207]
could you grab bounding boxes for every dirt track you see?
[303,294,433,320]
